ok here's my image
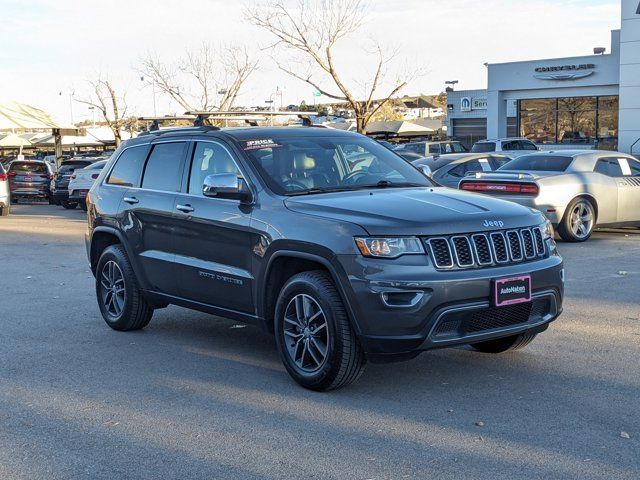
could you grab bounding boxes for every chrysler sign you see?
[534,63,596,80]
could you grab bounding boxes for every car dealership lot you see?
[0,205,638,480]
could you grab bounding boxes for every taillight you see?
[7,171,16,177]
[91,174,99,179]
[460,181,539,196]
[0,173,6,181]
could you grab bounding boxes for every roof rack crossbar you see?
[185,110,315,127]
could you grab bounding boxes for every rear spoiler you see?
[459,172,539,195]
[464,171,536,182]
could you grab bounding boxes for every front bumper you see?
[337,247,564,362]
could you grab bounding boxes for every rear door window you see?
[428,144,440,154]
[107,145,150,187]
[519,140,538,151]
[141,142,187,192]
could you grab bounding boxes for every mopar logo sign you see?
[461,97,471,112]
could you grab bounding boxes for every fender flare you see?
[258,249,361,334]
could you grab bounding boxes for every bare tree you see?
[75,78,128,147]
[139,44,258,113]
[246,0,410,133]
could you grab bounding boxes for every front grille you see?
[431,296,553,340]
[426,226,547,270]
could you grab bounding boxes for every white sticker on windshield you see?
[243,139,282,151]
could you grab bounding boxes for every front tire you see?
[96,244,153,331]
[558,198,595,242]
[471,331,538,353]
[274,270,366,391]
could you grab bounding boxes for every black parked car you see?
[7,160,53,203]
[86,126,564,390]
[52,159,94,208]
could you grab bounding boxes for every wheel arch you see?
[259,250,359,334]
[568,193,599,222]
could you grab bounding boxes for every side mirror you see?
[202,173,251,202]
[419,164,432,177]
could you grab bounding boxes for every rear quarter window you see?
[500,155,573,172]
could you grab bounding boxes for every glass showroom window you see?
[519,96,618,147]
[557,97,596,145]
[519,98,557,144]
[596,96,619,150]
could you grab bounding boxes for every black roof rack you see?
[185,110,316,127]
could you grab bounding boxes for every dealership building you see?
[446,0,640,154]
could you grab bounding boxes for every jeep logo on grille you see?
[483,220,505,228]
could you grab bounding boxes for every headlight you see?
[539,218,554,239]
[355,237,425,258]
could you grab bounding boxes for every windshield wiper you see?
[358,180,425,189]
[285,181,425,196]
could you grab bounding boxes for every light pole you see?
[88,106,95,127]
[140,76,157,116]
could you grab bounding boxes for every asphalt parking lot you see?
[0,204,638,480]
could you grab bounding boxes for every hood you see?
[284,187,542,236]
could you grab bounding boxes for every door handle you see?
[123,196,139,205]
[176,204,194,213]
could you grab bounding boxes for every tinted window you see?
[500,155,573,172]
[627,158,640,176]
[398,143,424,155]
[445,142,467,153]
[594,158,623,177]
[502,141,520,151]
[428,144,440,154]
[519,140,538,151]
[141,142,186,192]
[471,142,495,153]
[189,142,242,195]
[58,161,92,174]
[449,160,483,178]
[492,156,511,168]
[107,145,149,187]
[9,162,48,173]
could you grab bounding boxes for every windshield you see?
[242,135,432,195]
[471,142,495,153]
[500,155,573,172]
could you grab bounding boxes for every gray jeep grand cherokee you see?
[85,125,563,390]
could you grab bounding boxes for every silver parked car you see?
[472,138,540,158]
[458,150,640,242]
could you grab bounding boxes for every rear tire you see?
[96,244,153,331]
[274,270,366,391]
[61,201,78,209]
[471,331,538,353]
[558,198,595,242]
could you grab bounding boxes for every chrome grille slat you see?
[506,230,523,261]
[426,226,549,271]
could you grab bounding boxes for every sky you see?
[0,0,621,125]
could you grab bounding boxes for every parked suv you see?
[394,140,467,157]
[472,138,540,157]
[52,159,94,208]
[7,160,53,203]
[86,126,564,390]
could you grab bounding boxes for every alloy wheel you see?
[283,294,329,373]
[569,201,594,239]
[100,260,126,318]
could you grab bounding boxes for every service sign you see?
[472,98,487,110]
